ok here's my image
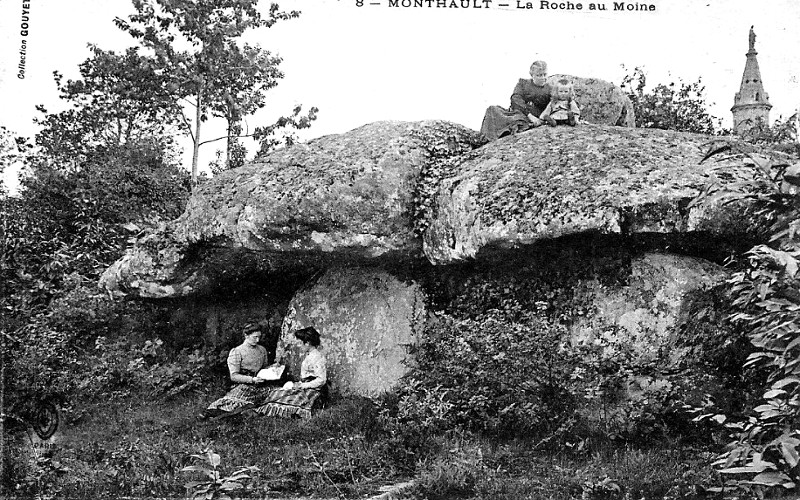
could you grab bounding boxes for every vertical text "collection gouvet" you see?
[18,0,32,79]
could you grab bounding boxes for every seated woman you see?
[201,325,327,420]
[201,323,270,417]
[254,326,327,419]
[480,60,552,141]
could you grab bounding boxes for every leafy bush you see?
[619,66,723,134]
[688,141,800,495]
[390,294,731,448]
[394,311,579,439]
[738,112,798,148]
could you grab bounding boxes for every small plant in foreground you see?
[181,449,258,500]
[581,476,622,500]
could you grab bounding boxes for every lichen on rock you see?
[103,121,484,298]
[422,124,765,264]
[279,267,425,396]
[103,120,768,299]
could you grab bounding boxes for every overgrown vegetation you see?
[3,388,724,499]
[0,2,316,496]
[619,66,723,134]
[683,140,800,497]
[5,5,800,497]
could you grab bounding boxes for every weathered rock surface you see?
[278,267,425,396]
[101,121,484,297]
[101,224,195,298]
[178,121,482,254]
[548,74,635,127]
[423,124,762,264]
[571,252,729,366]
[102,120,764,298]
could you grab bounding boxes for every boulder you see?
[177,121,482,254]
[548,74,635,127]
[100,224,196,298]
[279,267,425,396]
[423,124,763,264]
[102,121,766,298]
[101,120,485,297]
[571,252,729,366]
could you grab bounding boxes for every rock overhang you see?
[422,124,766,263]
[101,120,769,298]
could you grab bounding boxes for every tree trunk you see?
[225,120,232,171]
[796,107,799,144]
[191,92,202,186]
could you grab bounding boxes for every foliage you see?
[181,449,258,500]
[393,311,580,438]
[83,336,215,400]
[739,112,799,151]
[405,253,743,448]
[34,45,182,169]
[252,104,319,158]
[114,0,316,181]
[1,276,210,431]
[4,40,191,320]
[2,140,189,317]
[0,126,31,195]
[688,141,800,495]
[675,285,751,383]
[408,125,486,236]
[619,66,723,134]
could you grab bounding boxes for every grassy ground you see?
[3,386,722,499]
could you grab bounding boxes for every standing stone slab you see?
[280,267,425,396]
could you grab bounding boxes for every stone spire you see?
[731,26,771,135]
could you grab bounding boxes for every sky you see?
[1,0,799,192]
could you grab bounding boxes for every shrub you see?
[394,311,580,439]
[687,141,800,496]
[181,449,258,500]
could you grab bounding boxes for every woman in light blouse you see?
[254,326,328,418]
[201,323,270,418]
[295,326,327,390]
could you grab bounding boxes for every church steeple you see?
[731,26,772,135]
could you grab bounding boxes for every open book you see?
[256,364,285,381]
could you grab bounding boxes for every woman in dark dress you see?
[481,60,552,141]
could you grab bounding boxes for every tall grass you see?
[3,388,720,499]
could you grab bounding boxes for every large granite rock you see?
[102,121,765,298]
[548,74,635,127]
[101,121,485,297]
[422,124,762,264]
[177,121,482,254]
[571,252,729,366]
[101,224,194,298]
[278,267,425,396]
